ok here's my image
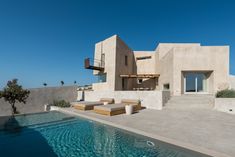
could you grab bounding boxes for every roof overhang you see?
[120,74,160,78]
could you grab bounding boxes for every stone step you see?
[168,100,213,103]
[167,98,213,103]
[169,95,213,100]
[163,105,213,110]
[164,94,215,110]
[168,98,213,101]
[167,100,213,105]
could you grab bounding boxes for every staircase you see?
[164,94,215,110]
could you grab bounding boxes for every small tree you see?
[0,79,30,115]
[61,81,64,86]
[43,83,47,87]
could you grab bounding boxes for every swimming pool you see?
[0,111,209,157]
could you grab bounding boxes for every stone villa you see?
[81,35,234,109]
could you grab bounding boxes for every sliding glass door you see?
[184,73,207,93]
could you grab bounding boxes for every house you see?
[85,35,231,96]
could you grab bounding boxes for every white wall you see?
[77,90,171,110]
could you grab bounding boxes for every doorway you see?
[184,72,208,94]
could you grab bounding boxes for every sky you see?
[0,0,235,88]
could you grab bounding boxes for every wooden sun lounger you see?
[94,99,141,116]
[72,98,114,111]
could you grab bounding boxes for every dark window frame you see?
[163,84,170,90]
[122,78,125,89]
[136,56,152,60]
[125,55,128,66]
[137,78,143,84]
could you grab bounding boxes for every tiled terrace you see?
[58,107,235,157]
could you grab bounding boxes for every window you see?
[136,56,152,60]
[98,73,107,83]
[137,79,143,84]
[122,78,125,89]
[125,55,128,66]
[163,84,170,90]
[101,53,105,67]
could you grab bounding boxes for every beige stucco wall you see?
[171,46,229,95]
[133,51,156,74]
[214,98,235,114]
[92,82,109,91]
[133,51,157,89]
[156,43,200,60]
[93,35,117,91]
[158,49,174,93]
[115,36,135,90]
[91,35,230,96]
[77,90,171,110]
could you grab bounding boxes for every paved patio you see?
[60,107,235,157]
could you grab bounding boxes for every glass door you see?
[184,73,207,93]
[197,73,207,92]
[185,73,197,92]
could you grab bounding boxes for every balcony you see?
[84,58,104,71]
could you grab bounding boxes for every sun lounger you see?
[94,99,141,116]
[72,98,114,110]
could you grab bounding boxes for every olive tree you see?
[0,79,30,115]
[61,81,64,86]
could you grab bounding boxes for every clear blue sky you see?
[0,0,234,88]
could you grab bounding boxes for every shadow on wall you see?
[131,78,156,90]
[0,116,57,157]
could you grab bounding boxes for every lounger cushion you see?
[94,103,125,112]
[100,98,114,104]
[121,99,141,105]
[72,101,103,107]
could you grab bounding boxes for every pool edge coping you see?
[57,108,232,157]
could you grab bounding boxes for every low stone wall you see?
[230,75,235,89]
[77,90,171,110]
[0,86,78,116]
[214,98,235,114]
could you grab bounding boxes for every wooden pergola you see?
[120,74,160,79]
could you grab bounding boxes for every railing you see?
[84,58,105,71]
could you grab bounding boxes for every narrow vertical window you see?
[122,78,125,89]
[125,55,128,66]
[101,53,105,67]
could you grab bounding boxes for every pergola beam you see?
[120,74,160,78]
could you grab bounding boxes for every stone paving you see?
[61,107,235,157]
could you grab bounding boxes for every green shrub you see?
[216,89,235,98]
[50,100,71,108]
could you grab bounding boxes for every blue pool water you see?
[0,111,209,157]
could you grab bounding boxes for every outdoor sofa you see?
[72,98,114,110]
[94,99,141,116]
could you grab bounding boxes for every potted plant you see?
[125,104,133,115]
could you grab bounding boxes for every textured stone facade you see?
[0,86,77,116]
[91,35,230,96]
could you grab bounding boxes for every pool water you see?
[0,111,209,157]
